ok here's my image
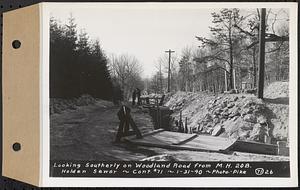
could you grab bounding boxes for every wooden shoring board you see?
[181,135,237,151]
[173,134,198,145]
[233,140,279,155]
[125,130,283,155]
[124,130,237,153]
[124,129,165,141]
[124,130,198,146]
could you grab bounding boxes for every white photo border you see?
[40,2,298,187]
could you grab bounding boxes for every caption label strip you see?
[50,161,290,177]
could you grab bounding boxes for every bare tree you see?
[154,61,165,93]
[156,53,179,92]
[178,46,194,92]
[195,8,289,91]
[195,9,243,90]
[234,8,289,86]
[109,54,144,100]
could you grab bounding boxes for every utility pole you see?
[258,8,266,99]
[165,49,175,92]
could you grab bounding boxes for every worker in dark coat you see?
[115,105,142,142]
[136,88,141,105]
[112,85,123,105]
[132,89,136,106]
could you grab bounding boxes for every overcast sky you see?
[49,3,289,78]
[49,4,215,78]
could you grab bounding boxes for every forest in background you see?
[50,8,289,101]
[50,15,143,101]
[50,16,113,99]
[147,8,289,94]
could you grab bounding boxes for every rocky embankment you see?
[165,82,289,144]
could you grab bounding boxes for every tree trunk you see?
[228,45,234,89]
[229,65,234,89]
[224,70,228,91]
[253,46,257,88]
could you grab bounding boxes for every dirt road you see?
[50,101,156,161]
[50,100,289,161]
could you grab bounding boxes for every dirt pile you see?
[204,95,271,142]
[50,94,98,114]
[165,82,289,143]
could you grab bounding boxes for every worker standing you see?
[132,89,136,106]
[136,88,141,105]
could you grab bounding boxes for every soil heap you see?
[165,81,289,143]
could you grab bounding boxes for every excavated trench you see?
[149,106,173,130]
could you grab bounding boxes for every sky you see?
[48,3,289,78]
[49,4,214,78]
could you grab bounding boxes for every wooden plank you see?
[149,131,198,145]
[232,140,278,155]
[124,128,164,141]
[125,131,237,153]
[125,130,283,155]
[173,134,198,145]
[181,135,237,151]
[142,128,165,137]
[126,131,197,145]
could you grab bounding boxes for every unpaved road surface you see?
[50,101,289,161]
[50,101,156,161]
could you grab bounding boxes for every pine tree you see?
[90,40,113,99]
[50,15,114,100]
[196,9,243,90]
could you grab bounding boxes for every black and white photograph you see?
[46,3,297,183]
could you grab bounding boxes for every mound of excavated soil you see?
[165,82,289,143]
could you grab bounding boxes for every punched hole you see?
[12,40,21,49]
[12,142,21,151]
